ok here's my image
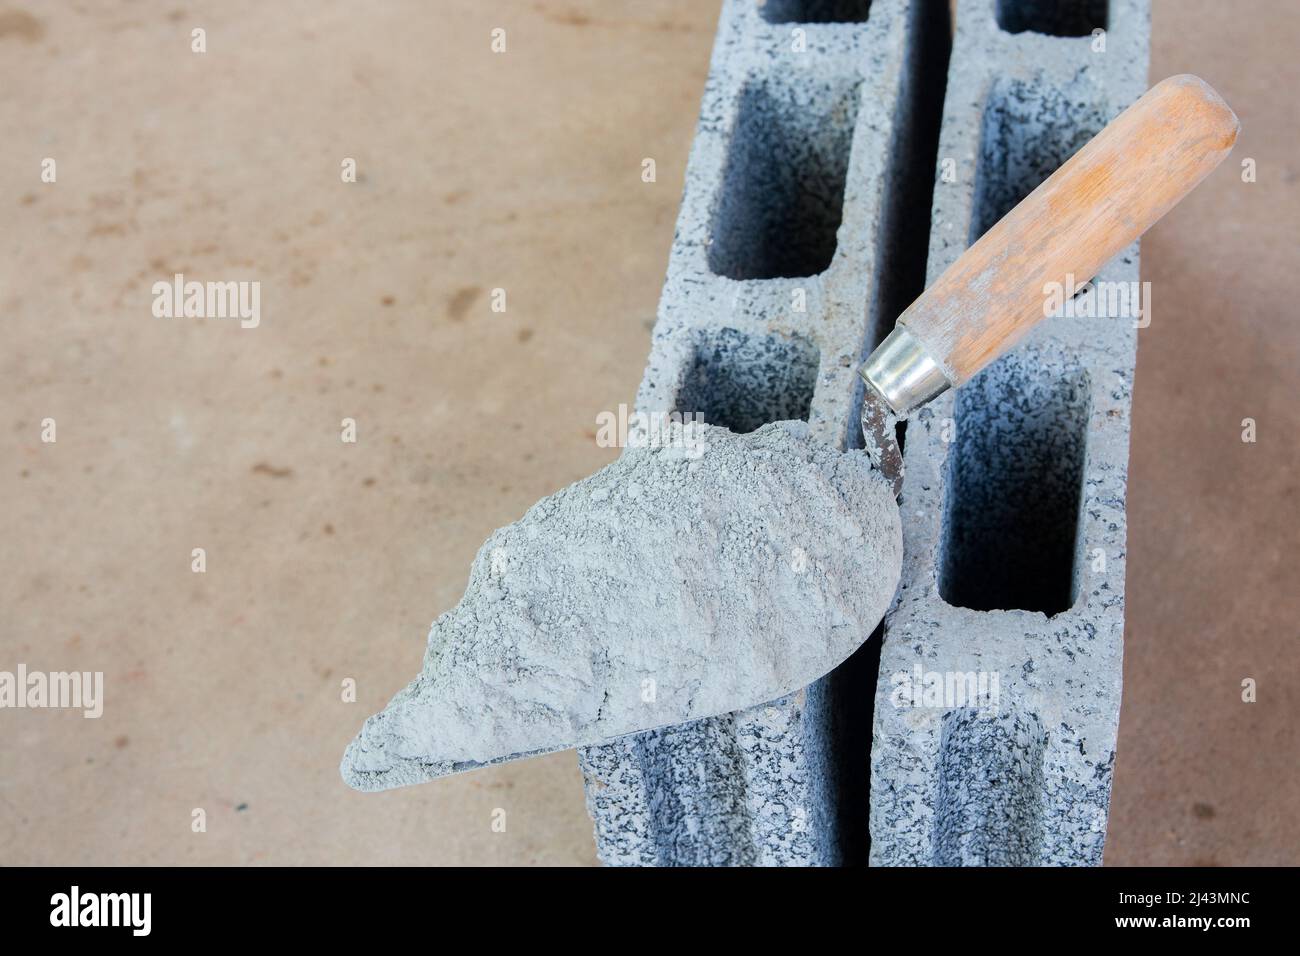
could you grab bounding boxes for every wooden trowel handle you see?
[899,74,1239,387]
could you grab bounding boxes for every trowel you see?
[342,75,1237,791]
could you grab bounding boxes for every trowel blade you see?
[341,420,903,791]
[860,383,904,498]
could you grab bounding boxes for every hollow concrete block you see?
[869,0,1149,867]
[579,0,947,867]
[581,0,1149,867]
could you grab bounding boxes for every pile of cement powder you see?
[341,420,902,792]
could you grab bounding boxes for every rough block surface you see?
[869,0,1149,867]
[583,0,1149,867]
[580,0,943,866]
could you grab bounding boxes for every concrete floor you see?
[1,1,1294,866]
[1104,0,1299,867]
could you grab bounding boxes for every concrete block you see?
[579,0,1149,868]
[579,0,949,866]
[868,0,1150,866]
[583,0,1149,867]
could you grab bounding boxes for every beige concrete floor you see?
[1,1,1294,866]
[1104,0,1300,866]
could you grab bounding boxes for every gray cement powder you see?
[341,420,901,792]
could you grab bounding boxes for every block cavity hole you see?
[758,0,872,24]
[674,327,819,434]
[970,78,1110,241]
[932,710,1047,866]
[996,0,1107,37]
[709,76,860,280]
[938,353,1090,616]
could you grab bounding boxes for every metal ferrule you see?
[857,325,951,416]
